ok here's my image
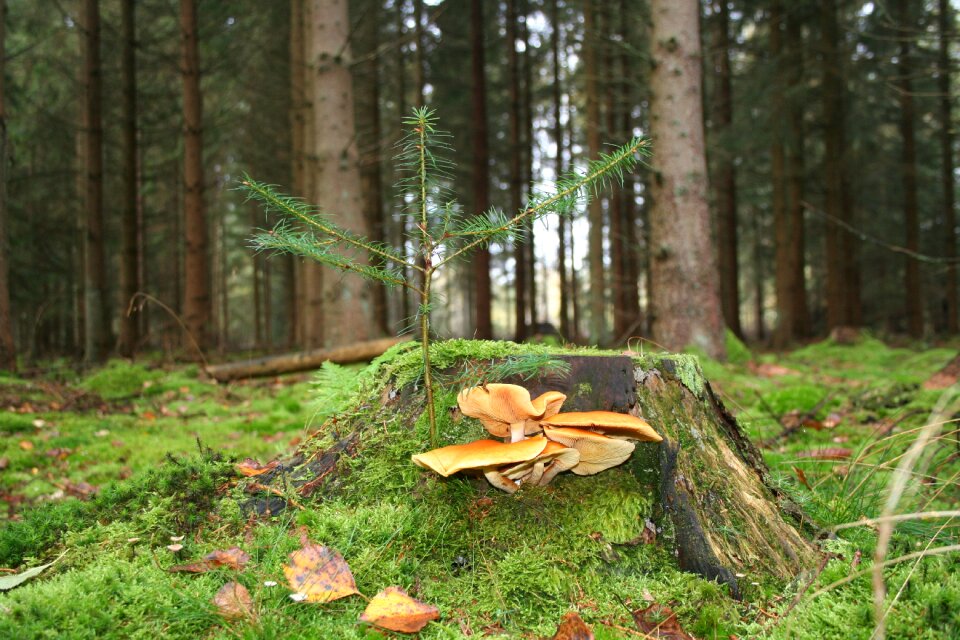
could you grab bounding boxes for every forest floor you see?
[0,335,958,639]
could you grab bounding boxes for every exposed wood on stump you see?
[205,336,409,382]
[240,351,817,596]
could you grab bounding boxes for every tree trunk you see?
[784,8,809,342]
[471,0,492,339]
[709,0,740,340]
[584,0,606,345]
[605,3,629,342]
[82,0,109,363]
[241,348,818,597]
[940,0,958,335]
[898,0,923,338]
[552,0,570,342]
[353,0,389,337]
[508,0,527,342]
[288,0,305,348]
[117,0,140,358]
[0,0,13,372]
[521,2,537,330]
[649,0,726,359]
[309,0,377,347]
[180,0,211,354]
[619,0,641,337]
[821,0,856,331]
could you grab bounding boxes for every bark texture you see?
[584,0,606,345]
[470,0,492,339]
[898,0,923,338]
[648,0,726,359]
[117,0,140,357]
[0,0,13,371]
[309,0,378,347]
[83,0,109,362]
[180,0,211,353]
[940,0,958,334]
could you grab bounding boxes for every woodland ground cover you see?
[0,336,957,639]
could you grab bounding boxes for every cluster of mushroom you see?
[411,383,663,493]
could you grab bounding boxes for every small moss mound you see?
[79,360,161,399]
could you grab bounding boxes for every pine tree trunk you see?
[508,0,527,342]
[649,0,726,359]
[584,0,606,345]
[785,9,809,341]
[180,0,211,354]
[287,0,304,348]
[310,0,377,347]
[353,0,388,336]
[940,0,958,334]
[0,0,13,372]
[710,0,740,340]
[605,3,629,342]
[898,0,923,338]
[619,0,641,336]
[471,0,492,339]
[82,0,109,362]
[117,0,140,358]
[521,2,537,330]
[821,0,855,331]
[552,1,570,342]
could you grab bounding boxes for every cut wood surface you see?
[205,336,409,381]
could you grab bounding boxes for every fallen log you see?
[205,336,410,382]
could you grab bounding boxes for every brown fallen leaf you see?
[236,458,281,477]
[169,546,251,573]
[18,441,33,451]
[213,581,255,620]
[283,543,359,603]
[360,586,440,633]
[796,448,852,461]
[631,603,695,640]
[792,466,811,490]
[550,611,594,640]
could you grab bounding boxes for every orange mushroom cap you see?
[542,426,636,475]
[411,436,549,477]
[457,384,567,440]
[542,411,663,442]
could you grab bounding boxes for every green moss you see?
[79,360,162,399]
[725,329,753,366]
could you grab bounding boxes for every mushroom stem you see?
[509,422,526,443]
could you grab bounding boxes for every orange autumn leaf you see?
[359,586,439,633]
[170,546,251,574]
[283,543,359,603]
[236,458,281,477]
[551,611,595,640]
[213,581,255,620]
[631,603,695,640]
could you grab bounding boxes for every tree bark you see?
[897,0,923,338]
[508,0,527,342]
[649,0,726,359]
[309,0,378,347]
[605,3,629,342]
[0,0,13,371]
[288,0,305,347]
[619,0,641,336]
[552,0,570,342]
[521,2,537,330]
[471,0,492,339]
[821,0,857,331]
[940,0,958,334]
[709,0,740,339]
[180,0,211,354]
[584,0,606,345]
[82,0,109,362]
[117,0,140,358]
[353,0,389,337]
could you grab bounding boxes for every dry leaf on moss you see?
[631,603,694,640]
[283,543,359,603]
[170,546,251,573]
[359,586,439,633]
[550,611,594,639]
[236,458,280,476]
[213,581,255,620]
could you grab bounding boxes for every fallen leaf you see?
[142,411,156,421]
[236,458,281,477]
[749,362,800,377]
[283,543,359,603]
[18,441,33,451]
[631,603,694,640]
[360,586,440,633]
[94,429,110,437]
[550,611,594,640]
[213,581,255,620]
[63,480,98,499]
[823,412,843,429]
[796,448,852,461]
[0,552,65,591]
[0,457,9,470]
[792,466,811,490]
[31,419,46,428]
[44,448,71,460]
[171,547,251,573]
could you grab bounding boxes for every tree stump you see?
[240,345,819,599]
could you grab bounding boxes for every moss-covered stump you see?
[240,341,819,632]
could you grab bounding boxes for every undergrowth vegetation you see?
[0,336,958,638]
